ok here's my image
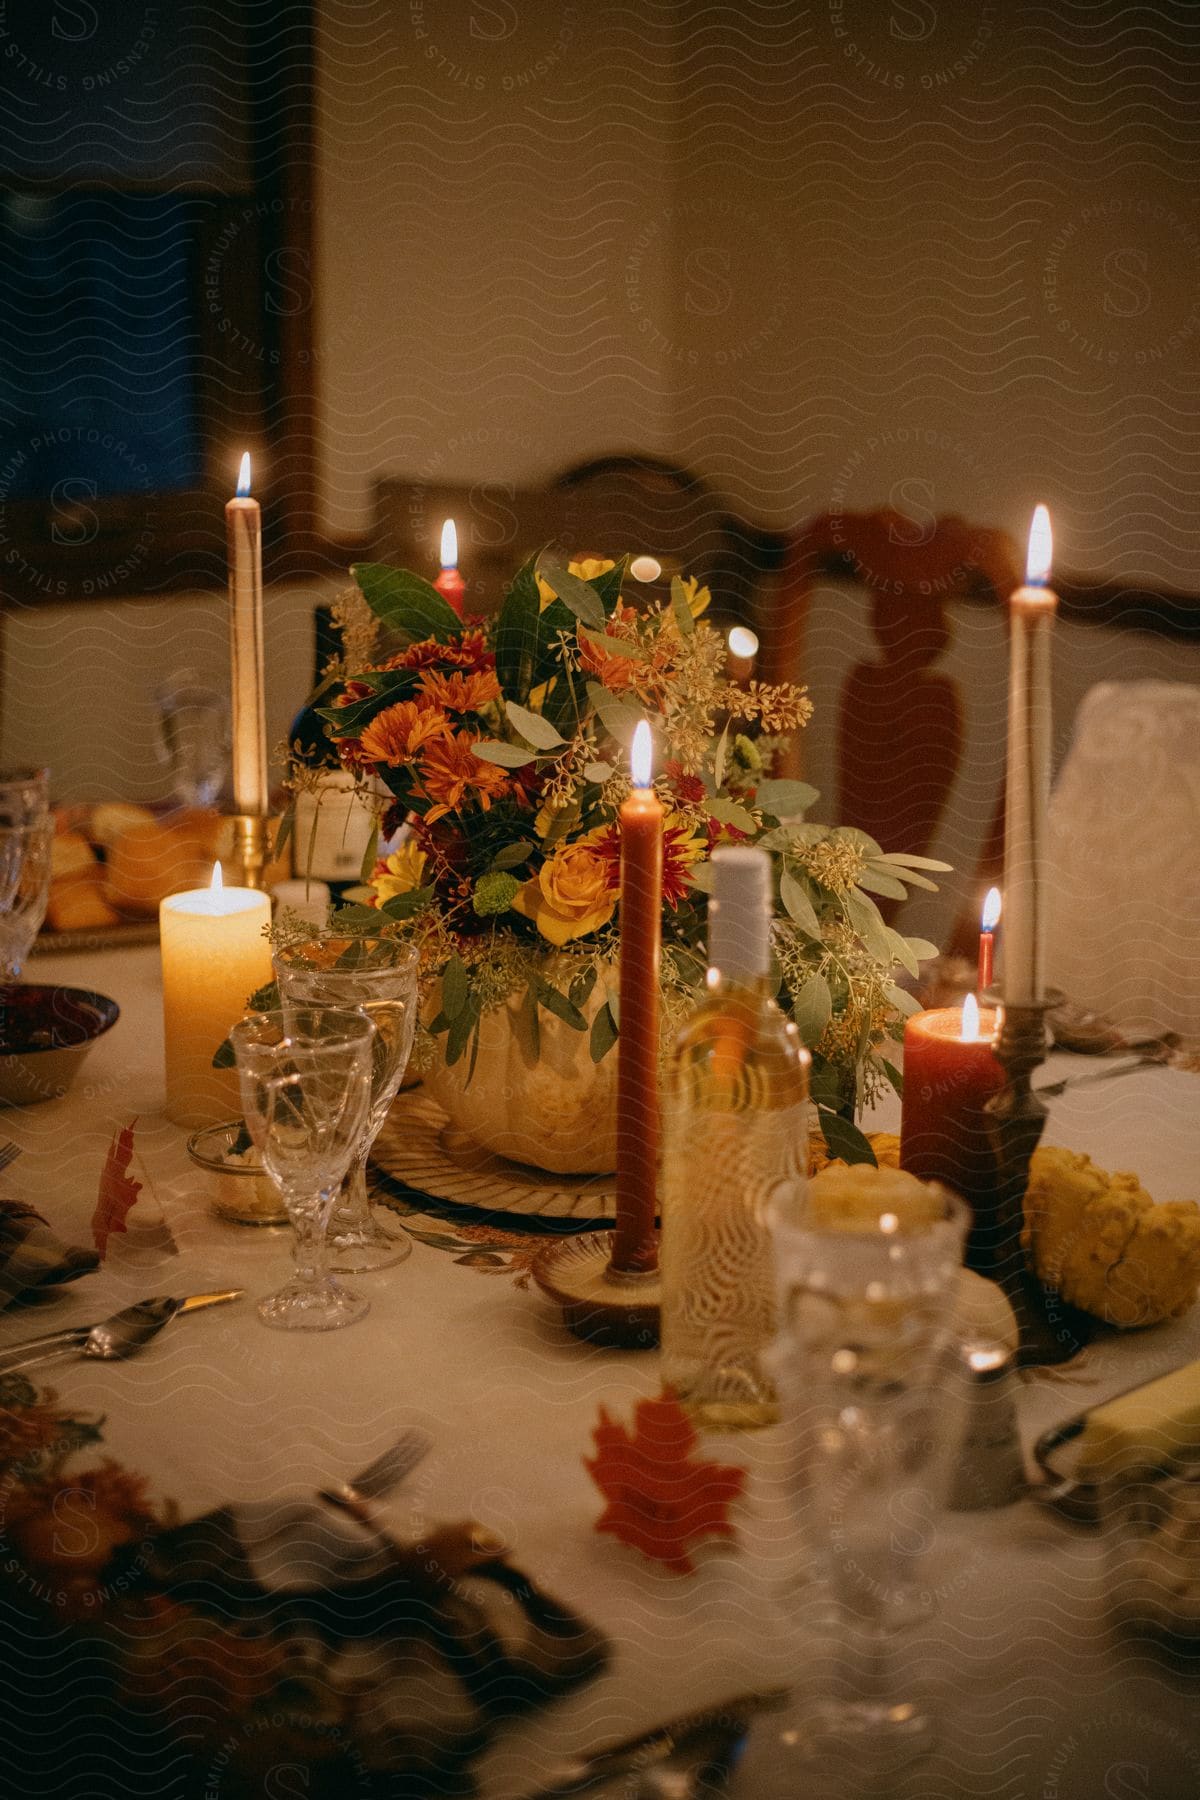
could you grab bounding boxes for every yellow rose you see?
[372,840,427,904]
[512,834,617,947]
[536,558,616,612]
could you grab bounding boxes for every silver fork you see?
[317,1428,434,1532]
[0,1139,22,1175]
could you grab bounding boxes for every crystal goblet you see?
[230,1007,374,1331]
[273,932,420,1274]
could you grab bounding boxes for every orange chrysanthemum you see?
[382,630,493,673]
[413,731,511,821]
[358,700,452,768]
[418,667,501,713]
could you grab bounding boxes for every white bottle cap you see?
[708,845,772,984]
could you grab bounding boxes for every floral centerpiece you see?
[295,552,944,1170]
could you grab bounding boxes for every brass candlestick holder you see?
[982,987,1093,1368]
[229,813,272,891]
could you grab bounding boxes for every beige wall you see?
[663,1,1200,587]
[6,1,1198,803]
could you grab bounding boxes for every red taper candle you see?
[433,517,466,617]
[978,886,1001,993]
[611,721,664,1276]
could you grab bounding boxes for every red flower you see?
[591,815,705,909]
[665,759,706,808]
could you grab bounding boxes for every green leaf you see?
[883,981,923,1018]
[538,559,605,629]
[818,1109,878,1167]
[872,852,953,871]
[520,980,540,1061]
[351,562,462,643]
[445,1000,475,1066]
[489,839,535,871]
[531,973,588,1031]
[494,553,543,701]
[273,806,295,863]
[708,795,758,835]
[585,681,645,744]
[584,761,613,783]
[670,575,696,637]
[886,868,941,893]
[568,963,598,1009]
[212,1036,235,1070]
[331,902,387,928]
[885,926,920,978]
[755,779,819,819]
[359,819,380,883]
[668,944,707,987]
[855,868,908,901]
[579,622,644,661]
[442,953,470,1021]
[687,859,716,894]
[378,885,435,920]
[882,1057,905,1099]
[780,868,821,936]
[712,724,730,791]
[843,888,893,963]
[473,739,537,768]
[590,558,627,613]
[905,937,940,962]
[505,701,564,749]
[590,1000,619,1062]
[791,972,833,1044]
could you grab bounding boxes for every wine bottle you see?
[660,845,810,1430]
[290,604,377,902]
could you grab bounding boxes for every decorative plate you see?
[370,1088,617,1221]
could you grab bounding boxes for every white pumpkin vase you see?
[422,956,622,1175]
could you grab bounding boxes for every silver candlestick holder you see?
[982,987,1093,1368]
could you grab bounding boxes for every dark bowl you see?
[0,984,120,1107]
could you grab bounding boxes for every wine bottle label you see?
[294,777,375,883]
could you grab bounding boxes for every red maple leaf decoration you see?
[92,1119,143,1257]
[583,1392,746,1575]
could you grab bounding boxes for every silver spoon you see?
[0,1290,242,1374]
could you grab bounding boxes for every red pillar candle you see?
[433,517,466,617]
[978,886,1001,993]
[611,720,664,1277]
[900,996,1005,1274]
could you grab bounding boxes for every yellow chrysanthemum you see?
[536,558,616,612]
[372,840,428,904]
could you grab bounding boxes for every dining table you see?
[5,940,1200,1799]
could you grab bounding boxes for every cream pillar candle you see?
[1003,505,1058,1006]
[226,451,268,817]
[161,864,272,1127]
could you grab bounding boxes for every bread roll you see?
[46,870,120,932]
[50,832,100,881]
[104,810,225,914]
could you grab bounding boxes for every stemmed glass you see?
[230,1007,374,1331]
[770,1186,969,1773]
[273,932,420,1274]
[0,767,52,979]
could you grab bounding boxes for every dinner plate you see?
[370,1088,617,1220]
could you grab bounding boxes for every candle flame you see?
[631,719,653,788]
[629,555,661,583]
[727,625,759,660]
[236,452,251,498]
[981,886,1002,932]
[1026,504,1052,585]
[210,861,224,896]
[439,517,458,569]
[961,992,981,1042]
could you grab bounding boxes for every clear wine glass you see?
[0,767,51,978]
[769,1186,969,1774]
[154,675,230,808]
[230,1007,374,1331]
[272,932,420,1274]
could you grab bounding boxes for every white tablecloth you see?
[6,946,1200,1798]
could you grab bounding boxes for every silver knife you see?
[0,1290,243,1374]
[519,1690,789,1799]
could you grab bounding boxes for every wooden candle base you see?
[531,1232,661,1349]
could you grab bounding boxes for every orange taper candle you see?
[900,995,1004,1274]
[225,452,268,817]
[611,720,664,1276]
